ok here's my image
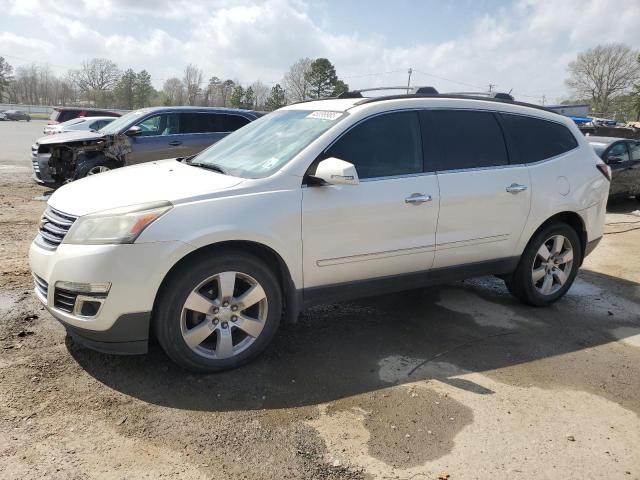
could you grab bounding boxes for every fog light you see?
[55,281,111,294]
[77,298,103,317]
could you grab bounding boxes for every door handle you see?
[506,183,527,194]
[168,140,182,146]
[405,193,432,205]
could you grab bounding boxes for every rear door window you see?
[627,141,640,161]
[179,112,224,134]
[324,110,423,179]
[499,113,578,163]
[427,110,509,171]
[607,142,630,162]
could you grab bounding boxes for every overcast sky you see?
[1,0,639,104]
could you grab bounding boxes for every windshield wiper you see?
[188,161,228,175]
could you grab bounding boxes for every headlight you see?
[64,201,172,245]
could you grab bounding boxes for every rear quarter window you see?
[500,113,578,164]
[222,114,250,131]
[57,110,79,122]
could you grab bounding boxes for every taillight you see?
[596,163,611,181]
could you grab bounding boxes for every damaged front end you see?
[31,133,132,188]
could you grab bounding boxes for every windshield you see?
[589,142,607,157]
[191,110,345,178]
[98,110,147,135]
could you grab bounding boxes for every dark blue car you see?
[32,106,262,187]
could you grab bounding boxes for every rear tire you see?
[154,251,282,372]
[505,222,581,306]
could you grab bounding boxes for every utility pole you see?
[541,94,546,106]
[488,83,496,93]
[407,68,413,94]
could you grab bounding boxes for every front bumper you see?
[29,239,194,354]
[31,149,60,187]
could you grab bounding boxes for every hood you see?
[48,159,244,216]
[35,130,105,145]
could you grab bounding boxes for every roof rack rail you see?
[298,86,552,114]
[338,86,439,98]
[446,91,514,101]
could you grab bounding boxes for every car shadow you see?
[68,270,640,413]
[606,196,640,214]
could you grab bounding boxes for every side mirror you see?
[606,155,623,164]
[125,125,142,137]
[312,157,359,186]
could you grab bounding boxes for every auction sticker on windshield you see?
[306,111,343,121]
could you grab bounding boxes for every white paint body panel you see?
[434,165,531,268]
[302,175,439,287]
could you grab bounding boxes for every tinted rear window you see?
[57,110,79,122]
[179,113,223,134]
[222,114,251,131]
[427,110,509,171]
[500,113,578,163]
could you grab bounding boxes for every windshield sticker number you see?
[306,111,342,121]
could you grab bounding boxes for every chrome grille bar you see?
[36,207,78,250]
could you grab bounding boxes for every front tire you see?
[154,251,282,372]
[75,157,119,179]
[505,222,581,306]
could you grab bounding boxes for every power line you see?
[411,69,484,90]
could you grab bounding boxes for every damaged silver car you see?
[31,106,262,188]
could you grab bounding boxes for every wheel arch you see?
[152,240,301,328]
[526,211,587,264]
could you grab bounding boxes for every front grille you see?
[36,207,78,250]
[31,156,40,173]
[33,274,48,300]
[54,288,77,313]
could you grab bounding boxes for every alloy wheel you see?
[87,165,110,175]
[531,234,574,295]
[180,271,268,360]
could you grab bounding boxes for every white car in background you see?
[42,116,116,135]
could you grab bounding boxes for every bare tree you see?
[283,57,311,103]
[183,64,203,106]
[162,77,185,105]
[71,58,121,107]
[565,43,640,116]
[0,56,13,102]
[250,80,270,110]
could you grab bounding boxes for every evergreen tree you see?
[265,84,286,111]
[134,70,154,108]
[230,85,245,108]
[305,58,340,99]
[243,86,255,109]
[113,68,136,109]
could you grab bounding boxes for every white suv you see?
[29,90,610,372]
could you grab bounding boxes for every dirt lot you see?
[1,120,639,479]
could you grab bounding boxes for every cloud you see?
[1,0,639,102]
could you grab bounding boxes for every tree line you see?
[1,44,639,120]
[0,56,348,112]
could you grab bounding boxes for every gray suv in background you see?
[31,106,262,188]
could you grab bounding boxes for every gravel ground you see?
[1,120,639,479]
